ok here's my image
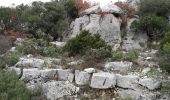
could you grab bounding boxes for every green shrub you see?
[5,52,21,66]
[112,50,124,61]
[0,58,6,70]
[16,38,61,57]
[132,15,168,41]
[160,31,170,51]
[0,71,30,100]
[63,30,111,57]
[161,81,170,95]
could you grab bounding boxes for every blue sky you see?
[0,0,125,7]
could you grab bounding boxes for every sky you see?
[0,0,125,7]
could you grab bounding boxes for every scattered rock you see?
[84,68,96,74]
[57,69,74,82]
[50,41,65,48]
[116,74,139,90]
[105,61,132,72]
[16,57,45,69]
[42,81,76,100]
[75,70,91,85]
[68,60,83,66]
[90,72,116,89]
[139,78,161,90]
[142,67,151,74]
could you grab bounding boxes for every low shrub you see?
[5,52,21,66]
[0,58,6,70]
[0,71,30,100]
[63,30,111,58]
[112,50,124,61]
[16,38,61,57]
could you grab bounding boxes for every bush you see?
[160,31,170,51]
[0,71,30,100]
[63,30,111,57]
[159,55,170,73]
[0,58,6,70]
[112,50,124,61]
[16,38,61,57]
[132,15,168,41]
[5,52,22,66]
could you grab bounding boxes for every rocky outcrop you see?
[139,78,161,90]
[70,13,122,50]
[75,70,91,85]
[57,69,74,82]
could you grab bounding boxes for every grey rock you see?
[139,78,161,90]
[142,67,151,74]
[50,41,65,48]
[116,74,139,90]
[84,68,96,74]
[8,67,21,77]
[16,57,45,69]
[80,5,101,15]
[75,70,91,85]
[90,72,116,89]
[101,4,123,15]
[42,81,76,100]
[57,69,74,82]
[40,69,57,82]
[105,61,132,72]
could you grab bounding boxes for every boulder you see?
[75,70,91,85]
[84,68,96,74]
[40,69,57,82]
[101,4,123,15]
[116,74,139,90]
[57,69,74,82]
[80,5,101,15]
[21,68,41,83]
[90,72,116,89]
[139,78,161,90]
[71,14,121,50]
[105,61,132,72]
[15,57,45,69]
[42,81,76,100]
[50,41,65,48]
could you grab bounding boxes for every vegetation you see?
[63,30,111,57]
[0,71,30,100]
[132,0,170,41]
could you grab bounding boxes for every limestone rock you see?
[105,61,132,72]
[57,69,74,82]
[16,57,45,69]
[101,5,123,15]
[84,68,96,74]
[90,72,116,89]
[42,81,76,100]
[116,74,139,90]
[75,70,91,85]
[50,41,65,48]
[139,78,161,90]
[40,69,57,82]
[80,5,101,15]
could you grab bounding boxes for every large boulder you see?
[75,70,91,85]
[105,61,133,72]
[71,14,121,50]
[101,5,123,15]
[15,57,45,69]
[80,5,101,15]
[116,74,139,90]
[42,81,76,100]
[57,69,74,82]
[90,72,116,89]
[139,78,161,90]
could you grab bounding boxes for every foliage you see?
[5,52,22,66]
[161,81,170,95]
[63,30,111,57]
[0,71,30,100]
[0,7,12,29]
[132,14,168,41]
[16,38,61,57]
[65,0,78,19]
[75,0,91,12]
[139,0,170,17]
[0,58,6,70]
[112,49,139,62]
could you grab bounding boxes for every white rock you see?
[90,72,116,89]
[42,81,76,100]
[40,69,57,81]
[68,60,83,66]
[105,61,133,72]
[50,41,65,47]
[80,5,101,15]
[101,4,123,15]
[116,74,139,90]
[57,69,74,82]
[16,57,45,69]
[142,67,151,74]
[75,70,91,85]
[139,78,161,90]
[21,68,41,83]
[9,47,16,52]
[84,68,96,74]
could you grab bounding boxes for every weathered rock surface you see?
[101,4,123,15]
[80,5,101,15]
[50,41,65,48]
[71,14,121,50]
[40,69,57,82]
[16,57,45,69]
[75,70,91,85]
[116,74,139,90]
[57,69,74,82]
[105,61,132,72]
[90,72,116,89]
[84,68,96,74]
[42,81,76,100]
[139,78,161,90]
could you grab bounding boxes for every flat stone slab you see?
[75,70,91,85]
[90,72,116,89]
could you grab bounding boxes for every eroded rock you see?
[75,70,91,85]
